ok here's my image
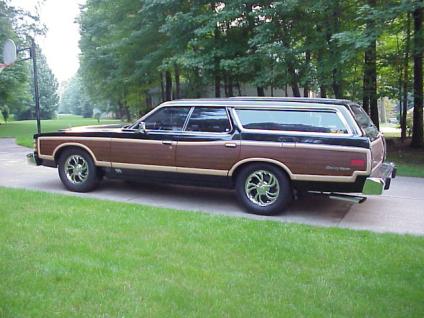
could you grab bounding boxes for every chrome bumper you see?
[27,152,40,166]
[362,162,397,195]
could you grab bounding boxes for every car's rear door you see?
[175,106,240,176]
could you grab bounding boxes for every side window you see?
[186,107,231,133]
[144,107,190,131]
[235,109,348,134]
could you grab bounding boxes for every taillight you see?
[351,159,365,168]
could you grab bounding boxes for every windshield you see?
[349,104,380,139]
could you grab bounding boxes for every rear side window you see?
[144,107,191,131]
[349,104,380,139]
[235,109,348,134]
[186,107,231,133]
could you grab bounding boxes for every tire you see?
[235,163,292,215]
[57,148,101,192]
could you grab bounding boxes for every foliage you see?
[0,1,58,121]
[0,105,9,123]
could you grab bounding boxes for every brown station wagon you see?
[28,97,396,215]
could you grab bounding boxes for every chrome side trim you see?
[111,162,228,176]
[176,140,240,147]
[112,162,176,173]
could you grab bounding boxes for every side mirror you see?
[138,122,147,134]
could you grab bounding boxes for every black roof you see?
[229,97,353,106]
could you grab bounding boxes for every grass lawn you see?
[1,188,423,317]
[0,115,121,148]
[386,138,424,178]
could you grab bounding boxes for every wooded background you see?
[1,0,423,147]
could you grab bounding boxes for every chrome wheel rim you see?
[245,170,280,207]
[64,155,89,184]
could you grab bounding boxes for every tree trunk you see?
[320,86,327,98]
[224,74,229,97]
[213,21,221,98]
[228,77,234,97]
[236,82,242,96]
[215,74,221,97]
[332,68,343,99]
[402,14,411,141]
[257,87,265,96]
[369,41,379,130]
[160,72,165,102]
[287,64,301,97]
[304,50,311,97]
[124,104,131,122]
[174,64,180,99]
[362,0,378,129]
[411,1,424,147]
[165,70,172,101]
[327,1,343,99]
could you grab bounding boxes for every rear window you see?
[349,104,379,138]
[235,109,349,134]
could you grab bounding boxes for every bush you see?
[1,105,10,123]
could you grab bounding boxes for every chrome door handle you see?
[225,143,237,148]
[162,141,173,145]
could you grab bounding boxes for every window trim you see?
[182,106,234,135]
[231,106,353,136]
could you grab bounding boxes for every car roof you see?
[162,97,354,108]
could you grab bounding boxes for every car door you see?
[175,106,240,176]
[110,106,191,172]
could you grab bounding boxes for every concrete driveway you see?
[1,138,423,235]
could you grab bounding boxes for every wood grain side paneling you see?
[39,139,110,162]
[240,143,367,176]
[176,141,240,170]
[371,137,384,170]
[110,140,175,166]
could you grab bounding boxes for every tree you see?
[60,74,97,118]
[31,47,59,119]
[1,105,9,123]
[411,0,424,147]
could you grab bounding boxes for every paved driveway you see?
[1,138,423,235]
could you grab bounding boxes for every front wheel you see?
[236,163,292,215]
[58,148,101,192]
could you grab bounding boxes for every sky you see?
[10,0,86,83]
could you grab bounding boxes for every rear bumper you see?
[362,162,397,195]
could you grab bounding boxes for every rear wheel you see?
[236,163,292,215]
[58,148,101,192]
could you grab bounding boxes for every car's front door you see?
[175,106,240,176]
[110,106,191,172]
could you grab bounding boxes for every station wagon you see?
[28,97,396,215]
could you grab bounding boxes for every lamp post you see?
[29,38,41,135]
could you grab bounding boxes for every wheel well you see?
[231,161,292,183]
[54,145,93,164]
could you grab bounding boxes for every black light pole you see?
[29,37,41,135]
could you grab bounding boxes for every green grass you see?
[0,115,121,148]
[0,188,423,317]
[386,138,424,178]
